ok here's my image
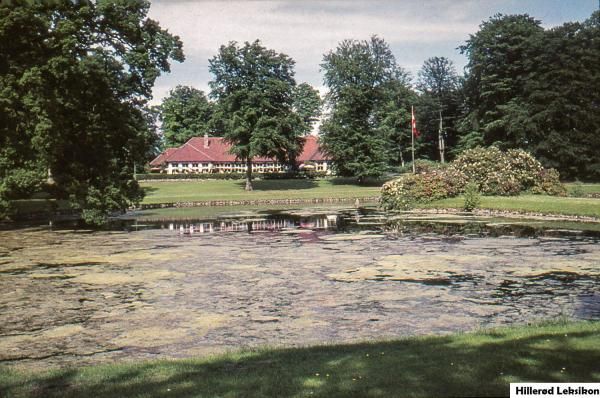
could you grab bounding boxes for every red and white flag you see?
[411,106,420,138]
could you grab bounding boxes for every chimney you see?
[204,133,209,149]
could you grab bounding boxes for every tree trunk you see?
[245,158,253,191]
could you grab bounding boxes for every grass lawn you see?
[422,195,600,218]
[140,178,382,204]
[2,320,598,398]
[564,182,600,195]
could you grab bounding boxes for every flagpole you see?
[438,110,446,163]
[411,106,415,174]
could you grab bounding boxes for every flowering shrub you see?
[381,146,566,210]
[380,168,467,210]
[463,182,481,212]
[451,147,561,196]
[531,168,567,196]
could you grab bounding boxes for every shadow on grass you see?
[327,177,387,187]
[235,179,319,191]
[3,322,599,398]
[142,186,159,195]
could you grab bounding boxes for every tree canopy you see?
[459,11,600,179]
[415,57,463,162]
[459,13,544,149]
[293,82,322,136]
[209,40,319,190]
[159,85,215,148]
[0,0,183,223]
[320,36,412,180]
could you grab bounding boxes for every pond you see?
[1,206,599,370]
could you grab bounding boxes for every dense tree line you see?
[157,11,599,182]
[459,11,600,180]
[1,3,598,223]
[319,11,600,180]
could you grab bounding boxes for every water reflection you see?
[128,208,600,241]
[162,214,339,235]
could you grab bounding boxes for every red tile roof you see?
[298,135,328,162]
[149,148,177,167]
[154,135,329,164]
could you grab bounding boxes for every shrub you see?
[507,149,544,190]
[463,182,481,212]
[381,147,567,211]
[1,168,45,199]
[441,167,468,197]
[568,180,585,197]
[451,146,564,196]
[380,168,466,210]
[531,169,567,196]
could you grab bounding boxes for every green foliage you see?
[531,169,568,197]
[293,83,322,136]
[381,147,566,210]
[377,79,417,166]
[459,13,543,149]
[0,0,183,222]
[569,181,586,198]
[396,159,453,175]
[452,147,543,196]
[159,85,215,148]
[209,40,316,190]
[459,11,600,180]
[320,36,412,179]
[0,196,10,219]
[416,57,463,161]
[0,168,45,200]
[380,168,467,210]
[462,182,481,212]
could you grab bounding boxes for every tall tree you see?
[320,36,411,180]
[458,11,600,179]
[524,11,600,179]
[376,79,416,167]
[459,14,543,149]
[0,0,183,223]
[209,40,309,191]
[159,85,214,148]
[293,82,322,136]
[416,57,463,161]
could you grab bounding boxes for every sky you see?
[148,0,598,104]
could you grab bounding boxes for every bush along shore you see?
[381,147,567,211]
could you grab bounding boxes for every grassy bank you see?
[140,178,383,204]
[423,195,600,218]
[2,321,598,398]
[565,182,600,195]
